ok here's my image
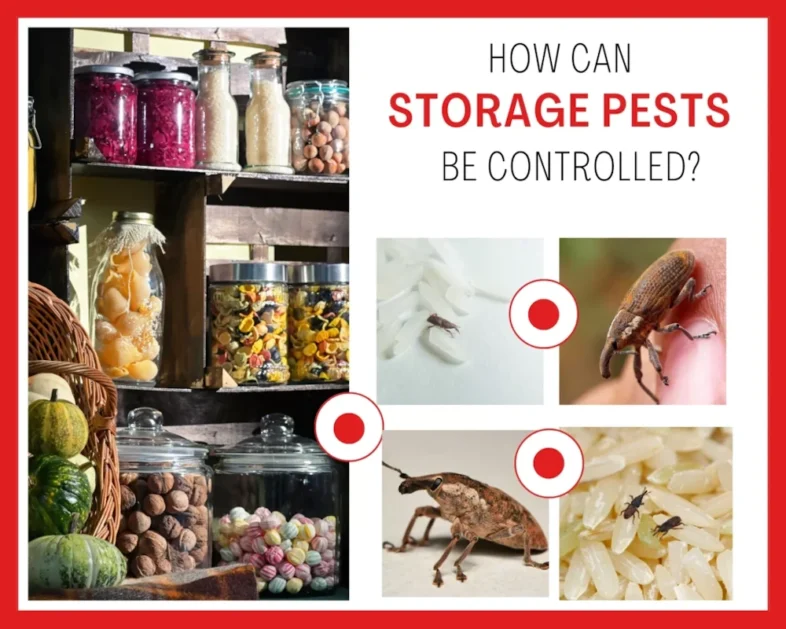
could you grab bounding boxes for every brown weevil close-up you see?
[600,249,717,404]
[652,515,684,539]
[382,462,548,587]
[622,488,650,520]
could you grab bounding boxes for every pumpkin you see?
[29,390,89,458]
[68,454,96,494]
[29,455,92,539]
[29,526,126,591]
[28,373,75,404]
[28,391,46,405]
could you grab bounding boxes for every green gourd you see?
[29,455,91,539]
[29,389,89,458]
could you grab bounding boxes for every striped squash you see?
[29,455,92,539]
[29,534,127,591]
[29,389,89,458]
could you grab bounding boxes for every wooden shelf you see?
[115,382,348,394]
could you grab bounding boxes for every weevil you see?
[600,249,717,404]
[427,313,460,337]
[382,461,548,587]
[622,488,650,520]
[652,515,683,538]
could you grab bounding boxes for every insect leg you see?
[418,516,438,546]
[488,524,549,570]
[634,348,660,404]
[453,533,479,582]
[657,322,717,341]
[672,277,713,308]
[615,349,637,356]
[645,339,669,386]
[432,535,461,588]
[383,506,441,553]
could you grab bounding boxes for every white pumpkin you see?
[68,454,96,494]
[28,391,46,405]
[28,373,75,404]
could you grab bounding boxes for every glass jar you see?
[135,72,196,168]
[91,212,165,384]
[287,264,349,382]
[193,48,241,171]
[244,52,293,174]
[285,80,349,176]
[28,97,41,211]
[73,65,137,164]
[116,407,212,578]
[213,413,341,596]
[209,263,289,385]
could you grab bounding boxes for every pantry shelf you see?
[216,383,349,394]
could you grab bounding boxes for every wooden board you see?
[95,27,286,47]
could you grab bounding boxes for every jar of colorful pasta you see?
[209,263,290,386]
[287,264,349,382]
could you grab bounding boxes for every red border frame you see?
[5,1,780,622]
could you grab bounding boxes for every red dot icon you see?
[528,299,559,331]
[334,413,364,444]
[533,447,564,479]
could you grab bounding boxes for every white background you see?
[19,18,767,611]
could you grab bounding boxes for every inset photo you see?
[377,239,544,405]
[560,238,726,405]
[382,430,549,598]
[559,427,732,601]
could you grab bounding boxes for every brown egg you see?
[317,121,332,135]
[330,138,344,154]
[300,127,311,141]
[332,151,343,164]
[307,116,320,128]
[336,103,347,117]
[319,145,334,162]
[324,160,338,175]
[308,158,325,173]
[326,110,340,126]
[338,163,347,174]
[311,133,328,148]
[304,145,318,159]
[293,156,308,172]
[332,124,347,140]
[339,117,350,132]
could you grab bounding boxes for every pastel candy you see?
[264,529,282,546]
[300,571,312,586]
[279,539,293,552]
[286,548,306,566]
[280,522,299,540]
[239,535,254,552]
[265,546,284,565]
[256,579,267,593]
[324,515,337,529]
[298,523,316,541]
[230,507,249,520]
[278,562,295,579]
[294,563,311,581]
[217,533,229,547]
[326,531,336,549]
[248,514,262,525]
[219,547,235,562]
[311,577,328,591]
[288,519,303,534]
[311,536,328,553]
[313,561,330,577]
[271,511,287,525]
[249,553,266,570]
[268,576,287,594]
[241,553,254,564]
[322,549,334,561]
[259,564,277,582]
[254,507,272,519]
[219,516,233,534]
[229,540,242,558]
[293,514,314,525]
[286,577,304,594]
[312,518,326,536]
[251,537,267,554]
[305,550,322,566]
[260,516,280,530]
[233,520,250,536]
[325,559,336,574]
[246,521,264,538]
[293,540,310,553]
[325,576,335,588]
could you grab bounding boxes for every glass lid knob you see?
[127,407,164,432]
[259,413,294,443]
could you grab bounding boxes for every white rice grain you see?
[648,487,717,527]
[653,514,725,552]
[583,476,622,530]
[642,582,659,601]
[580,540,619,600]
[674,584,704,600]
[701,439,732,463]
[569,491,589,517]
[665,428,706,452]
[717,461,733,491]
[628,538,667,560]
[684,547,723,600]
[667,469,717,495]
[611,514,638,554]
[563,547,591,600]
[610,551,655,585]
[609,436,664,465]
[624,582,643,600]
[717,550,733,598]
[700,491,733,519]
[581,455,626,482]
[654,564,677,600]
[668,541,689,584]
[644,446,677,470]
[720,519,733,536]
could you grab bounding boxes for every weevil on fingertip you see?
[600,249,717,405]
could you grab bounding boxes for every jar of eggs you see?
[212,413,342,597]
[285,80,349,176]
[115,407,213,578]
[91,211,165,385]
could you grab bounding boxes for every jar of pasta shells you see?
[91,211,165,384]
[209,263,289,386]
[116,407,212,578]
[287,264,349,382]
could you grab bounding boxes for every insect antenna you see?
[382,461,410,479]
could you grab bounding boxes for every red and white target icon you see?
[315,392,384,462]
[508,279,578,349]
[514,429,584,498]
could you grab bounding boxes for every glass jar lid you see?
[74,65,134,77]
[288,263,349,285]
[246,51,286,68]
[134,71,194,84]
[215,413,334,471]
[209,262,288,284]
[117,407,209,464]
[193,47,236,65]
[112,210,153,225]
[285,80,348,99]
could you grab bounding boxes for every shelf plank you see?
[94,27,286,47]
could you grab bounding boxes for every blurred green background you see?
[560,238,675,404]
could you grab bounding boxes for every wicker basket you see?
[28,282,121,543]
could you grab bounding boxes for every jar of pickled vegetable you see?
[73,65,137,164]
[287,264,349,382]
[209,263,290,386]
[91,212,165,384]
[285,80,349,175]
[135,72,196,168]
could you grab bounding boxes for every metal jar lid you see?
[209,262,288,284]
[134,71,194,84]
[112,211,153,225]
[287,263,349,285]
[74,65,134,77]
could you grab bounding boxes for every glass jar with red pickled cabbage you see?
[135,72,196,168]
[73,65,137,164]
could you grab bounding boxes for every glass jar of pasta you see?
[209,263,290,386]
[287,264,349,382]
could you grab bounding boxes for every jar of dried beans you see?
[91,211,165,385]
[135,72,196,168]
[73,65,137,164]
[287,264,349,382]
[244,52,293,174]
[285,80,349,176]
[209,263,290,385]
[193,47,241,171]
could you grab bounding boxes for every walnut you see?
[174,529,197,552]
[190,483,207,507]
[168,548,196,573]
[132,478,149,503]
[120,485,136,511]
[146,474,165,494]
[158,515,183,540]
[172,475,193,497]
[189,474,206,487]
[161,472,175,493]
[195,506,209,526]
[118,514,127,533]
[155,558,172,575]
[116,531,138,555]
[143,494,166,517]
[191,524,208,543]
[127,511,151,535]
[165,490,189,513]
[138,530,167,559]
[189,545,208,565]
[178,505,207,529]
[120,473,138,485]
[130,555,156,578]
